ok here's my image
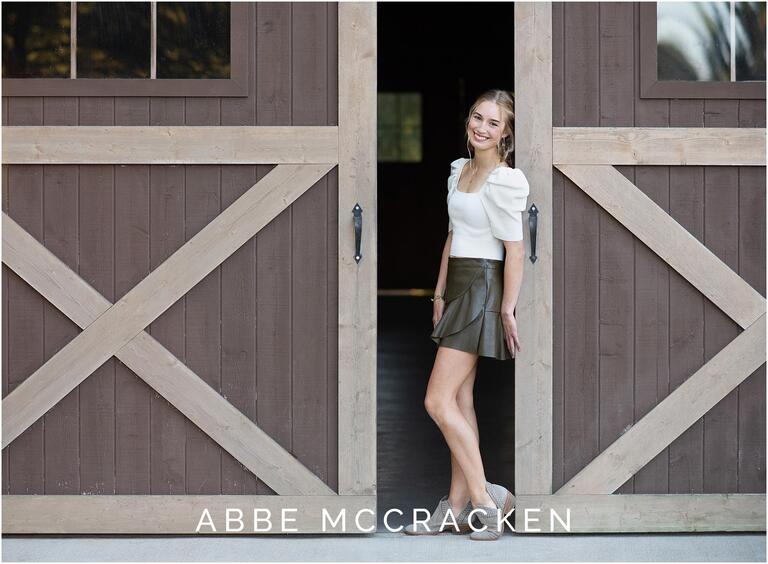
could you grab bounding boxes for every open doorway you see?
[376,2,517,530]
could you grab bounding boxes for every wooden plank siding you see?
[551,1,766,496]
[2,2,340,498]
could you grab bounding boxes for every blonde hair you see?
[464,89,516,166]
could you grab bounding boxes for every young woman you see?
[405,89,528,541]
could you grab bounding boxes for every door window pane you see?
[657,2,730,81]
[2,1,70,78]
[657,1,765,82]
[76,2,150,78]
[735,1,766,80]
[157,2,230,79]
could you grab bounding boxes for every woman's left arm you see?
[500,240,525,356]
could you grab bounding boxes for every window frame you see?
[640,2,765,99]
[2,1,249,97]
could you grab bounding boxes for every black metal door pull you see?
[353,203,363,263]
[528,203,538,263]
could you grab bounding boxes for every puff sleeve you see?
[446,157,467,233]
[480,167,529,241]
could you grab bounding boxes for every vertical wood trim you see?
[514,1,553,495]
[337,2,376,496]
[71,2,77,79]
[151,2,157,80]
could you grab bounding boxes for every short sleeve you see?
[447,158,467,233]
[480,166,530,241]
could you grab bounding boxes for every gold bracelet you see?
[431,294,444,302]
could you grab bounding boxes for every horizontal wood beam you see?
[2,126,339,164]
[3,495,377,534]
[554,127,766,165]
[556,314,765,495]
[2,214,334,496]
[516,494,766,533]
[557,164,765,329]
[2,163,334,448]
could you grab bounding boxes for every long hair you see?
[464,89,516,167]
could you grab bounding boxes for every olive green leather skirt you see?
[431,256,512,361]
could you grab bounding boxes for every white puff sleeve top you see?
[446,157,529,260]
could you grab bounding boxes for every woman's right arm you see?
[432,231,452,327]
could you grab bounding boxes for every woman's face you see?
[467,100,507,150]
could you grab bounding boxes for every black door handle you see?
[528,203,538,263]
[353,203,363,263]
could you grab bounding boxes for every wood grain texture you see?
[2,126,339,164]
[292,2,331,490]
[3,214,333,496]
[632,1,672,494]
[737,99,767,494]
[3,495,376,534]
[557,314,766,494]
[552,3,765,504]
[2,163,334,448]
[514,0,553,496]
[561,2,601,491]
[338,2,377,496]
[702,100,741,494]
[6,97,45,496]
[254,1,294,496]
[596,2,635,496]
[667,99,706,494]
[516,494,765,532]
[553,127,766,165]
[557,164,765,329]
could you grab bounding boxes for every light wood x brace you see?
[2,163,336,496]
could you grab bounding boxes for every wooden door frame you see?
[2,3,376,535]
[513,2,766,533]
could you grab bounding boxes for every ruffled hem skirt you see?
[430,256,513,361]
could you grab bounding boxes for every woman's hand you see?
[432,298,445,329]
[500,305,521,358]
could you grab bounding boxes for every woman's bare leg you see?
[425,346,494,509]
[447,363,478,513]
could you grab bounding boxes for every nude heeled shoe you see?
[469,481,516,541]
[404,495,475,535]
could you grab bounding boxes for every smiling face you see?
[467,100,508,150]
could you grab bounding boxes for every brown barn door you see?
[513,2,765,532]
[2,3,376,534]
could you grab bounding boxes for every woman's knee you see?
[424,393,452,425]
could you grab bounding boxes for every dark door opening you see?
[376,2,517,531]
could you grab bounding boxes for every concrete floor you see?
[3,532,765,562]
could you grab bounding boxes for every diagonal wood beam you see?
[557,164,766,328]
[2,163,334,448]
[556,313,766,494]
[2,215,334,496]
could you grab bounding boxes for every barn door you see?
[2,3,376,534]
[513,2,765,532]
